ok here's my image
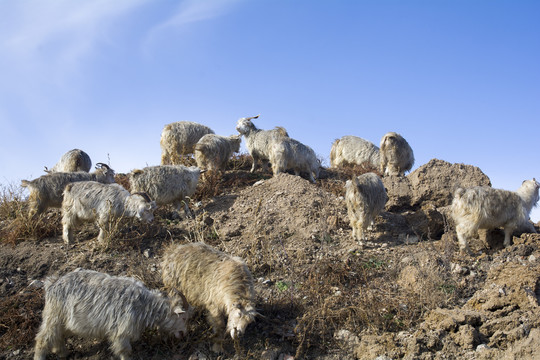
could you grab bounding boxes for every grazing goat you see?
[128,165,202,217]
[44,149,92,173]
[34,269,189,360]
[160,121,215,164]
[235,115,289,173]
[379,132,414,176]
[161,242,257,352]
[194,134,242,171]
[270,137,319,183]
[330,136,380,169]
[451,179,540,254]
[21,163,115,217]
[62,181,156,244]
[345,172,388,242]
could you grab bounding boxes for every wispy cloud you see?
[1,0,149,63]
[0,0,152,128]
[143,0,242,52]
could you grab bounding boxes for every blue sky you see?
[0,0,539,221]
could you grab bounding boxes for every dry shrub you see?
[194,171,224,201]
[114,173,131,192]
[227,152,254,171]
[0,184,60,245]
[291,249,459,358]
[170,154,197,167]
[0,288,44,349]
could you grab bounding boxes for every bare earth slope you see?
[0,158,539,359]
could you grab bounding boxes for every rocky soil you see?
[0,158,539,360]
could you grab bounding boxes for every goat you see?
[34,269,189,360]
[194,134,242,171]
[21,163,115,217]
[345,172,388,241]
[270,137,319,183]
[451,179,539,254]
[160,121,214,165]
[235,115,289,173]
[61,181,156,244]
[44,149,92,173]
[128,165,202,217]
[161,242,257,352]
[379,132,414,176]
[330,135,380,169]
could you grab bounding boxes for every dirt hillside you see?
[0,158,539,359]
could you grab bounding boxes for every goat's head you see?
[165,290,191,338]
[226,303,257,339]
[132,192,156,223]
[95,163,116,183]
[235,115,260,135]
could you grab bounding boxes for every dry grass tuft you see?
[114,173,131,192]
[0,184,60,245]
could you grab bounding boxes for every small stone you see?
[278,354,294,360]
[28,280,44,289]
[143,249,152,258]
[476,344,490,351]
[261,349,279,360]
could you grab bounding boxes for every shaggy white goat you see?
[379,132,414,176]
[194,134,242,171]
[128,165,202,217]
[330,136,380,169]
[345,172,388,241]
[451,179,540,253]
[160,121,215,164]
[61,181,156,244]
[235,115,289,173]
[44,149,92,173]
[21,163,116,217]
[34,269,189,360]
[270,137,320,183]
[161,242,257,352]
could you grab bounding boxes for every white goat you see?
[21,163,116,217]
[161,242,257,352]
[61,181,156,244]
[160,121,215,165]
[451,179,540,254]
[379,132,414,176]
[194,134,242,171]
[44,149,92,173]
[270,137,320,183]
[345,172,388,241]
[34,269,189,360]
[330,136,380,169]
[128,165,202,217]
[235,115,289,173]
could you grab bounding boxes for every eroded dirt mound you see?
[383,158,491,211]
[351,234,540,360]
[211,173,344,242]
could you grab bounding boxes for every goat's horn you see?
[133,192,152,202]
